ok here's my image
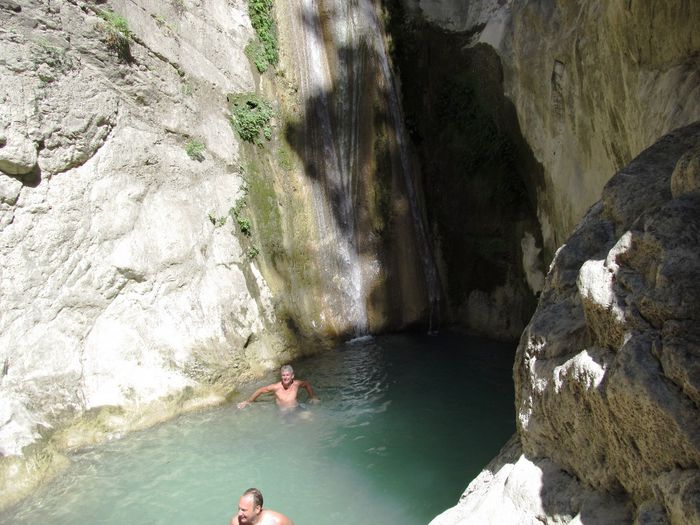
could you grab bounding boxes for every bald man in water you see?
[237,364,319,409]
[232,487,294,525]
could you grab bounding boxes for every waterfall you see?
[359,0,441,330]
[285,0,440,336]
[288,0,369,336]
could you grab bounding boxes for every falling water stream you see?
[291,0,371,335]
[2,333,515,525]
[287,0,441,335]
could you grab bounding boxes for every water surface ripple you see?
[3,333,515,524]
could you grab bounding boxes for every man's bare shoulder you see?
[259,509,293,525]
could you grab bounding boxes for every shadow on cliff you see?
[3,166,42,188]
[381,1,545,339]
[268,0,551,340]
[271,5,438,336]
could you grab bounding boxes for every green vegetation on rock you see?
[246,0,278,73]
[244,160,284,263]
[244,40,270,74]
[228,93,275,145]
[99,10,132,62]
[185,139,205,161]
[276,145,295,171]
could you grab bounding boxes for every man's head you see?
[237,488,263,524]
[280,365,294,387]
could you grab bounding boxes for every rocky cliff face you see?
[0,0,439,508]
[405,0,700,255]
[432,121,700,525]
[400,0,700,523]
[387,0,699,339]
[0,0,294,507]
[2,0,698,520]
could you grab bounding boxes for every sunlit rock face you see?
[0,0,442,508]
[0,0,287,471]
[504,1,700,254]
[514,122,700,524]
[434,124,700,524]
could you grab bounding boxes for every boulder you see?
[435,123,700,524]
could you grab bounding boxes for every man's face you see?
[237,494,260,524]
[281,370,294,387]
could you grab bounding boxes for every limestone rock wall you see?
[513,122,700,524]
[398,3,700,520]
[433,123,700,524]
[503,0,700,254]
[407,0,700,257]
[0,0,292,503]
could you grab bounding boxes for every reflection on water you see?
[2,333,515,525]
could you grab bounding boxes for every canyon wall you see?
[0,0,294,507]
[406,0,700,254]
[0,0,435,508]
[2,0,698,519]
[388,0,699,339]
[406,0,700,523]
[432,120,700,525]
[247,0,438,339]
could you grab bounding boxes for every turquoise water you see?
[3,333,515,525]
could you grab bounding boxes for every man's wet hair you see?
[243,487,263,508]
[280,364,294,375]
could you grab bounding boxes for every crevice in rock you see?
[382,2,546,338]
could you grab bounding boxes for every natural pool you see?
[2,333,515,525]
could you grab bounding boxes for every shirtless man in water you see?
[237,365,319,409]
[231,488,294,525]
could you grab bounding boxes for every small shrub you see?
[247,0,278,70]
[244,40,270,73]
[185,139,205,161]
[246,246,260,259]
[228,193,253,237]
[208,213,227,227]
[228,93,274,145]
[236,216,252,236]
[100,11,132,62]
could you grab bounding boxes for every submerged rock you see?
[432,123,700,523]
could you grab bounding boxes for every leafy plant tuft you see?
[100,11,133,62]
[228,93,274,145]
[246,0,278,72]
[185,139,205,161]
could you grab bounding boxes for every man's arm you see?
[237,384,275,408]
[299,380,319,403]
